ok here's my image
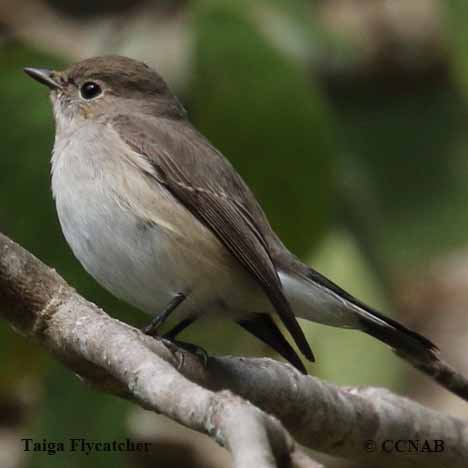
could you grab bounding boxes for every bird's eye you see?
[80,82,102,100]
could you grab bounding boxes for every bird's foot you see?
[161,338,209,369]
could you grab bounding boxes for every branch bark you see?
[0,231,467,467]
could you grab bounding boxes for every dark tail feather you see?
[305,266,438,361]
[302,267,468,401]
[357,307,438,362]
[359,307,468,403]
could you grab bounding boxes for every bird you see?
[24,56,438,375]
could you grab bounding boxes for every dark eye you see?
[80,82,102,100]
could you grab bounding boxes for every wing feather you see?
[112,114,313,360]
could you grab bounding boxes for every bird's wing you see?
[111,114,313,361]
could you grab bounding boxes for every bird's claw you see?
[161,338,209,369]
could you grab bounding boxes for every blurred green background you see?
[1,1,468,467]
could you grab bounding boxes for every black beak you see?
[24,67,62,90]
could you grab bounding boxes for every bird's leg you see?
[163,317,195,340]
[142,292,186,336]
[143,300,209,367]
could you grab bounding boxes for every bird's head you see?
[24,55,185,132]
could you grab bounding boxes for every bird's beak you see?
[24,67,62,90]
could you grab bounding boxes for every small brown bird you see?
[24,56,438,374]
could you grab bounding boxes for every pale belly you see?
[51,132,269,324]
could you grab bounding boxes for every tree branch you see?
[0,231,467,467]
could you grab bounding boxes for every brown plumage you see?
[24,56,440,377]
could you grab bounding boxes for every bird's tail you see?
[353,303,438,362]
[280,267,468,401]
[279,267,438,363]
